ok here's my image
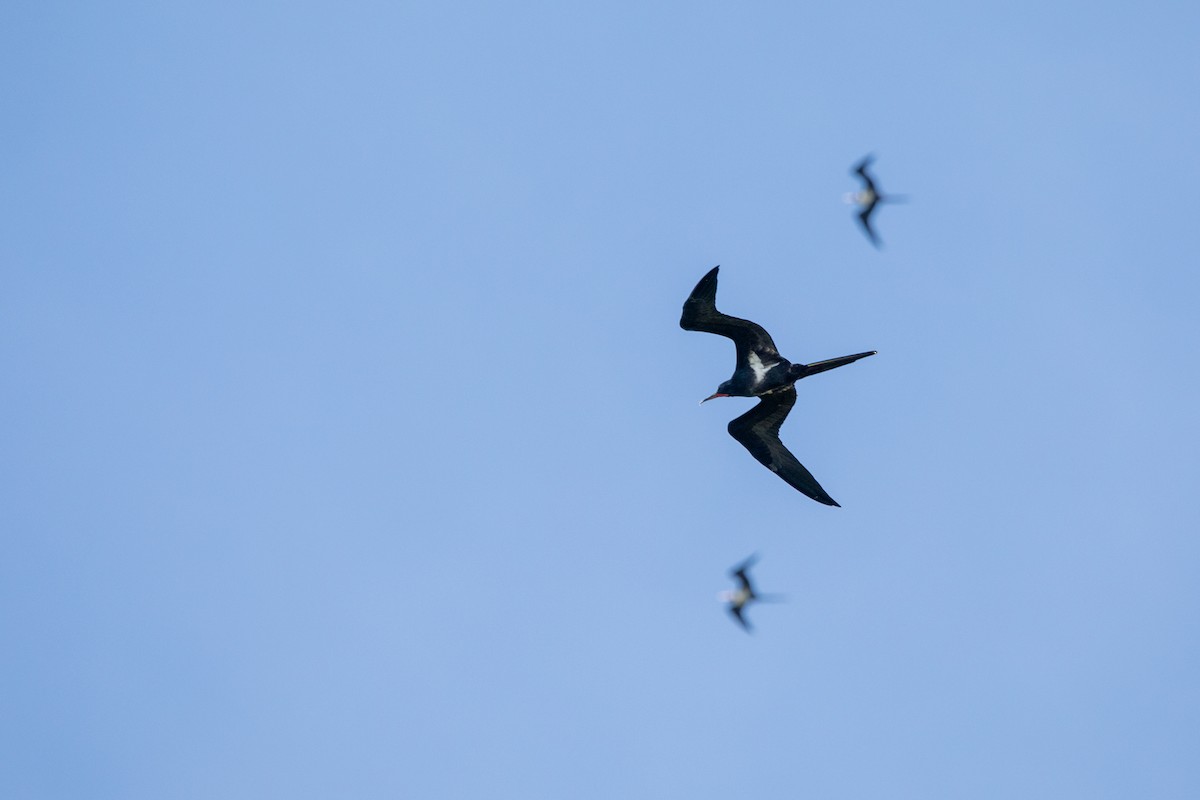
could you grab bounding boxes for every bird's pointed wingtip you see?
[815,492,841,507]
[692,265,721,287]
[731,553,759,573]
[852,152,875,171]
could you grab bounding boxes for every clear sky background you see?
[3,2,1199,798]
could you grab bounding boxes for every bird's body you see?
[848,154,906,248]
[680,266,875,506]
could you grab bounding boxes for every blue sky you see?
[3,2,1199,798]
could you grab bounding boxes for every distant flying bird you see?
[718,554,783,632]
[680,266,875,506]
[846,154,907,248]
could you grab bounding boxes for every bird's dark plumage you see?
[853,155,879,192]
[857,206,881,248]
[730,554,758,589]
[850,154,905,248]
[681,266,875,505]
[723,555,783,633]
[728,604,751,632]
[680,266,780,367]
[727,388,839,507]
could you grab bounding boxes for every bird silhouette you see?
[847,154,907,248]
[719,554,785,632]
[680,266,875,505]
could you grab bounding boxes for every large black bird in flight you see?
[680,266,875,506]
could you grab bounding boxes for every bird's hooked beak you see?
[700,392,731,405]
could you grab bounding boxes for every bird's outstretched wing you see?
[728,604,752,633]
[852,154,878,193]
[857,204,881,248]
[731,569,754,595]
[726,388,840,506]
[680,266,780,364]
[729,554,759,593]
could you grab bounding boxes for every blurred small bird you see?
[845,154,907,248]
[718,554,784,633]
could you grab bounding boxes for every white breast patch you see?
[747,351,772,384]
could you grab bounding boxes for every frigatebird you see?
[719,554,783,633]
[680,266,875,506]
[847,154,907,248]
